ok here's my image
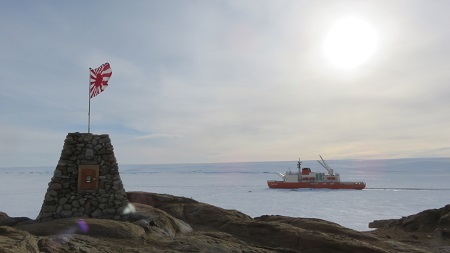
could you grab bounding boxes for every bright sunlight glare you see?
[323,17,379,70]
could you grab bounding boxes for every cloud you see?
[134,133,182,141]
[1,1,450,166]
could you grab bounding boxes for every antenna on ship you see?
[297,158,301,171]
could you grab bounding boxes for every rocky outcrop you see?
[369,205,450,234]
[0,192,447,253]
[126,191,437,253]
[368,205,450,253]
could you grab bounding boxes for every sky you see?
[1,0,449,167]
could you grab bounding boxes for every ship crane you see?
[274,172,285,180]
[317,155,334,176]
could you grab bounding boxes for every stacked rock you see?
[37,132,130,221]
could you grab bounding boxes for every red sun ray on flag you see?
[88,62,112,133]
[89,63,112,98]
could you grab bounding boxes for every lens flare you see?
[122,203,136,215]
[77,219,89,233]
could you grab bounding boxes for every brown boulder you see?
[126,191,429,253]
[368,204,450,252]
[0,226,39,253]
[130,202,193,237]
[0,192,444,253]
[127,191,253,230]
[15,217,145,239]
[369,205,450,233]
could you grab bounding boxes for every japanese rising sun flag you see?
[89,63,112,98]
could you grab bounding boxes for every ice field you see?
[1,157,449,231]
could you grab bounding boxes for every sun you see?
[323,17,378,70]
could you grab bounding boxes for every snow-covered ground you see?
[1,158,449,231]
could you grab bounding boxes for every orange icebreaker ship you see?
[267,156,366,190]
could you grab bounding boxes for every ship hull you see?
[267,181,366,190]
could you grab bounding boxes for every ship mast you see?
[297,158,301,172]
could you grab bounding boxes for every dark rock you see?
[402,208,442,232]
[371,204,450,233]
[60,210,73,218]
[0,212,8,218]
[369,218,400,229]
[368,204,450,251]
[0,216,32,226]
[1,193,445,253]
[439,211,450,225]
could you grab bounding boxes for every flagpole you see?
[87,63,111,134]
[88,68,91,133]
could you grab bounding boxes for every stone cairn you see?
[37,133,130,221]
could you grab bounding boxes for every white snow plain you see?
[1,158,449,231]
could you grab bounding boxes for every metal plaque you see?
[78,165,99,192]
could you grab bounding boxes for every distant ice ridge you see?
[1,157,449,231]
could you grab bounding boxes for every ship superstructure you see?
[267,156,366,190]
